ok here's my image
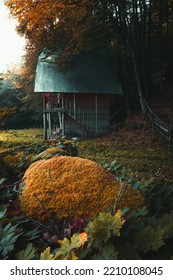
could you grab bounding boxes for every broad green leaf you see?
[1,223,17,238]
[40,247,55,260]
[92,244,118,260]
[136,226,165,253]
[159,213,173,239]
[0,232,21,258]
[127,206,148,220]
[121,208,130,217]
[0,219,22,258]
[23,227,41,241]
[16,243,36,260]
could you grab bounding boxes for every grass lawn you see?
[0,113,173,184]
[0,128,43,143]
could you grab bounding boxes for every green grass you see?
[0,126,173,183]
[0,129,43,143]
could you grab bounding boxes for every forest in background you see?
[3,0,173,108]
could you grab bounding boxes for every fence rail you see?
[143,98,173,145]
[64,98,93,136]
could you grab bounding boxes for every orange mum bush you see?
[20,156,144,221]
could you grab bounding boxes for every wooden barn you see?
[34,51,123,139]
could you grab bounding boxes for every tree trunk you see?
[131,53,146,114]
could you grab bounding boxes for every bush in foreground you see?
[19,156,144,221]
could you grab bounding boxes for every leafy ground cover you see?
[0,114,173,260]
[77,113,173,183]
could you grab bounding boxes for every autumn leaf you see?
[54,233,87,260]
[40,247,55,260]
[112,210,126,236]
[79,232,88,245]
[86,211,125,248]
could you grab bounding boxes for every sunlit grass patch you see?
[0,129,43,143]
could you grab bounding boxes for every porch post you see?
[74,93,76,119]
[43,112,47,140]
[43,94,47,140]
[58,111,62,130]
[61,94,65,136]
[47,113,52,138]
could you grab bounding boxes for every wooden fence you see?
[142,98,173,145]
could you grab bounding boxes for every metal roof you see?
[34,51,123,94]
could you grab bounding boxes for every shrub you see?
[31,147,69,162]
[19,156,144,221]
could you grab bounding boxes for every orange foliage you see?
[5,0,90,51]
[5,0,93,71]
[20,156,144,221]
[33,147,69,161]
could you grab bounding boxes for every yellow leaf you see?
[40,247,55,260]
[54,233,87,260]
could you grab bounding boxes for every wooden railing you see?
[64,98,127,136]
[64,98,94,135]
[142,97,173,145]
